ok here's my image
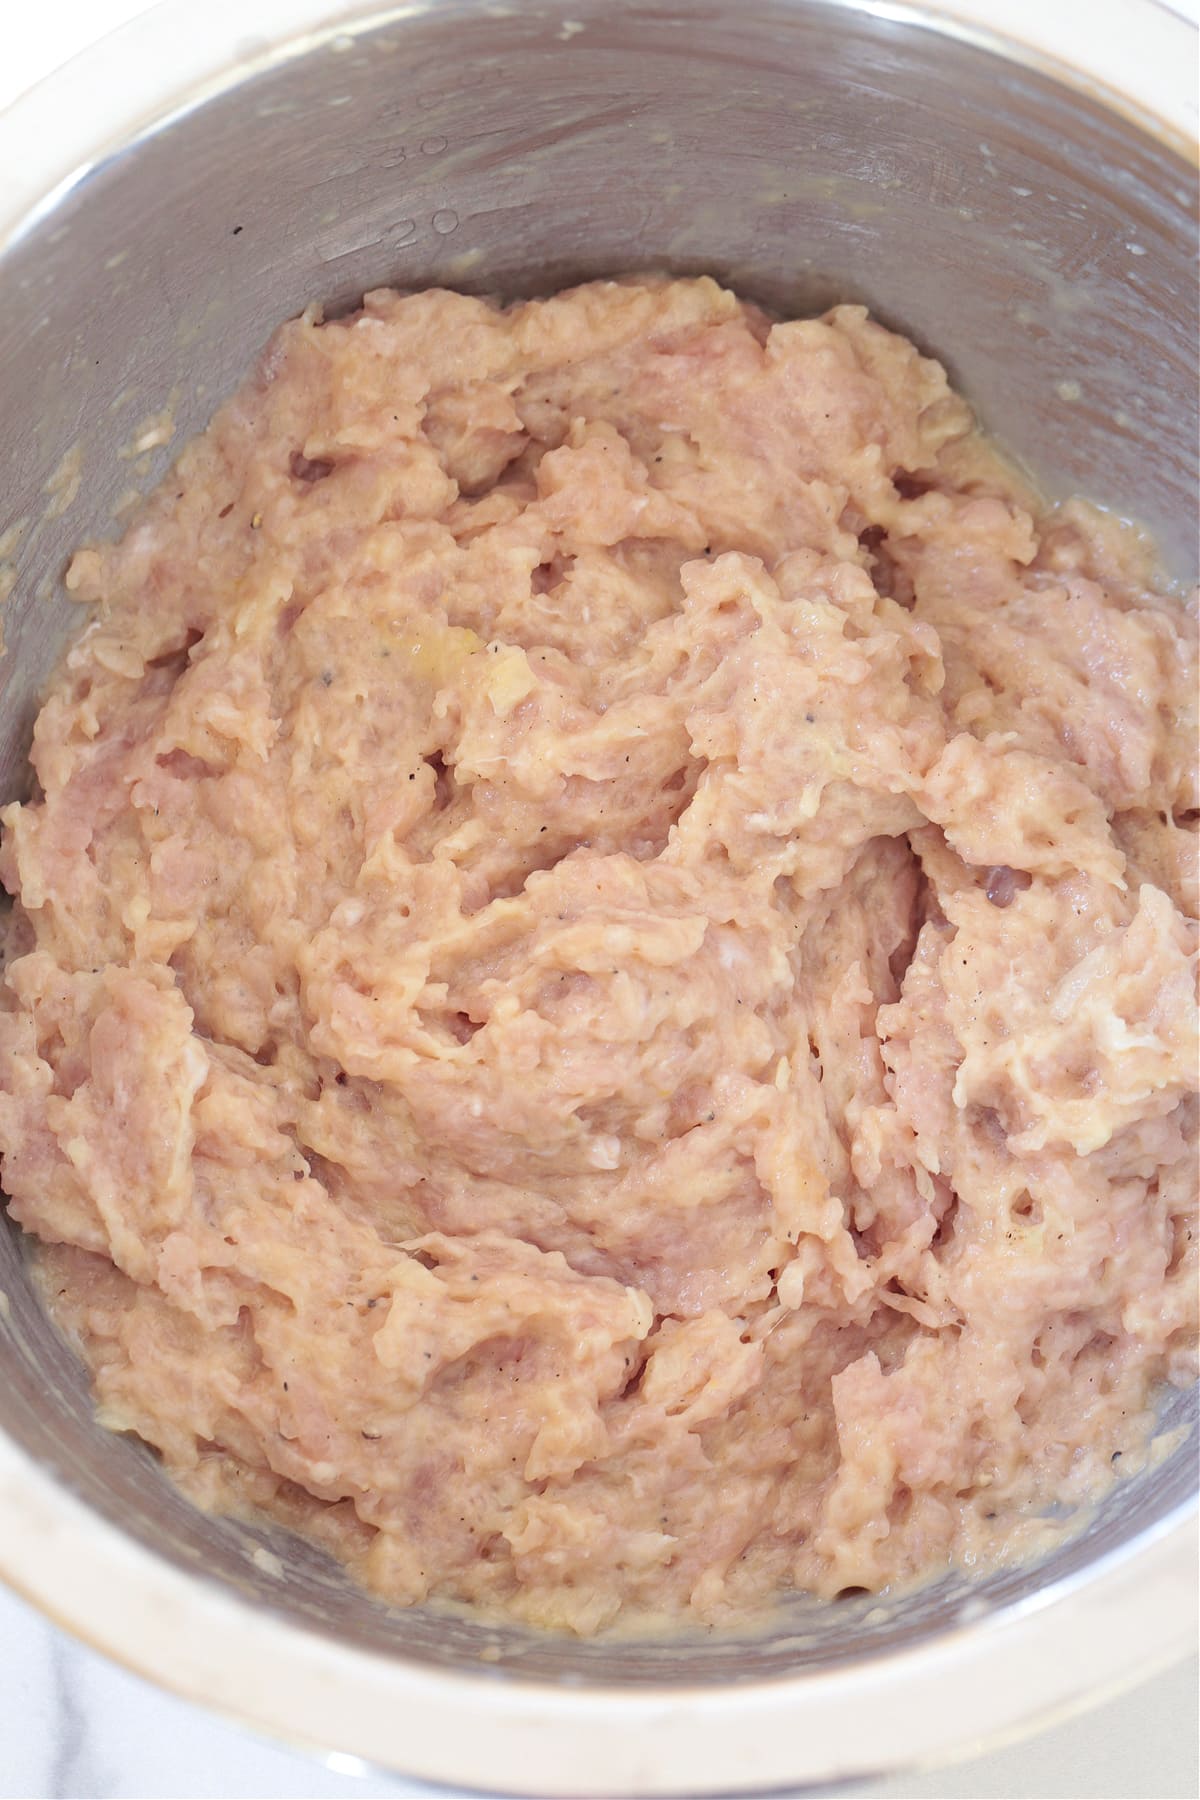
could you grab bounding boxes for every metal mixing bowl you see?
[0,1,1196,1792]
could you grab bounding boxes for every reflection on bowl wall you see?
[0,1,1195,1794]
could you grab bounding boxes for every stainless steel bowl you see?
[0,1,1195,1792]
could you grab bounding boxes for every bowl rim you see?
[0,0,1196,1791]
[0,1420,1194,1794]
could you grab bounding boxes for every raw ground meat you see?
[0,276,1195,1635]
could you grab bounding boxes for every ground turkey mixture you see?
[0,278,1195,1635]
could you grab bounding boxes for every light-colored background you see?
[1,5,1197,1798]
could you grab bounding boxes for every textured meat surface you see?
[0,278,1195,1635]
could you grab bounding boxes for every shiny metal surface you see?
[0,0,1195,1735]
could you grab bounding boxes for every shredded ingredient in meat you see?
[0,277,1195,1636]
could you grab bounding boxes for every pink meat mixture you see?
[0,278,1195,1635]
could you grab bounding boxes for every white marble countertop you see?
[2,6,1198,1798]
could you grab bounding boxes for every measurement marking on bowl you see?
[317,217,419,262]
[432,209,460,236]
